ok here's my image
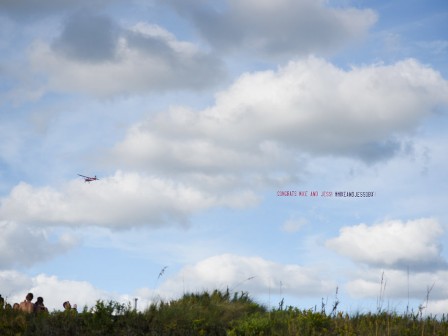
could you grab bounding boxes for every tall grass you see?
[1,289,447,335]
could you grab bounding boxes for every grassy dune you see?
[1,290,447,335]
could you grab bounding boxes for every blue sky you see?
[1,0,448,314]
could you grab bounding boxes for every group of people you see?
[0,292,76,314]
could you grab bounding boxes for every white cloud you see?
[156,254,335,299]
[2,272,113,311]
[326,218,446,270]
[0,171,259,229]
[164,0,377,59]
[113,57,448,175]
[425,299,448,315]
[29,274,116,311]
[0,270,33,298]
[343,268,448,315]
[26,12,224,97]
[0,255,336,312]
[0,221,78,268]
[1,270,147,312]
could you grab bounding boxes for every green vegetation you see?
[1,290,447,335]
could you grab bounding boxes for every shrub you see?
[1,290,448,335]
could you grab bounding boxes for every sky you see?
[0,0,448,314]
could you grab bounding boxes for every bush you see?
[1,291,447,335]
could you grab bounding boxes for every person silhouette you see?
[34,296,48,313]
[19,293,34,313]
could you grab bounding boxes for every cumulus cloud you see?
[345,268,448,300]
[0,221,78,268]
[1,270,147,312]
[326,218,447,271]
[0,256,335,311]
[0,171,258,229]
[342,267,448,316]
[0,270,33,298]
[113,57,448,173]
[2,272,113,311]
[28,12,225,97]
[163,0,377,59]
[4,58,446,230]
[156,254,335,299]
[425,298,448,315]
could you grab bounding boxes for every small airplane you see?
[78,174,99,183]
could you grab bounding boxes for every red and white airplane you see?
[78,174,99,183]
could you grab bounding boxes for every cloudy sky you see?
[1,0,447,314]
